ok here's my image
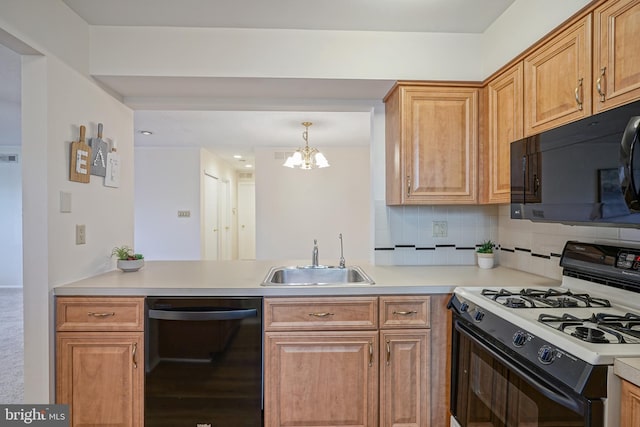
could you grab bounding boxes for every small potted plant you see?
[476,240,496,269]
[112,245,144,272]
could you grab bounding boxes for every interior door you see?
[219,179,232,260]
[237,181,256,260]
[203,173,219,260]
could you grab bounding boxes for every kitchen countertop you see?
[53,260,560,297]
[615,358,640,387]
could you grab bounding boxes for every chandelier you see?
[283,122,330,169]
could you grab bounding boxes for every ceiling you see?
[2,1,518,168]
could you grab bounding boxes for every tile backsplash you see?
[374,202,640,281]
[497,204,640,280]
[374,202,499,266]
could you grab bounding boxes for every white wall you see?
[18,52,134,403]
[134,146,238,260]
[0,146,22,287]
[91,26,484,82]
[0,0,91,76]
[482,0,592,76]
[498,205,640,280]
[255,145,370,261]
[1,1,135,401]
[135,147,202,260]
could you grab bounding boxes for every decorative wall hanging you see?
[104,139,120,188]
[89,123,108,177]
[69,125,91,183]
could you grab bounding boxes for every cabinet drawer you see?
[264,297,378,331]
[56,297,144,332]
[380,296,430,329]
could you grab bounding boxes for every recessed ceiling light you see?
[245,164,253,168]
[233,155,243,159]
[140,130,153,135]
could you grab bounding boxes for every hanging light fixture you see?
[283,122,330,169]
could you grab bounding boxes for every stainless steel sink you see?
[261,265,375,286]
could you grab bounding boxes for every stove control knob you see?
[473,310,485,322]
[537,346,556,364]
[512,331,527,347]
[459,302,469,312]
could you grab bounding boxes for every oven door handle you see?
[148,307,257,321]
[455,319,584,415]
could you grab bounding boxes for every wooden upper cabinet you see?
[593,0,640,112]
[524,14,592,136]
[481,62,524,204]
[385,84,479,205]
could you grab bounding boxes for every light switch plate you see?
[60,191,72,213]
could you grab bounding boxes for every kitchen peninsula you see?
[53,262,558,427]
[53,261,559,296]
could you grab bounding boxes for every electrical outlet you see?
[76,224,86,245]
[432,221,448,238]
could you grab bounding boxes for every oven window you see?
[456,335,587,427]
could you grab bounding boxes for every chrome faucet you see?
[338,233,345,268]
[312,239,319,267]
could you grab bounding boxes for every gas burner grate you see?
[571,326,609,343]
[482,288,612,309]
[538,313,640,344]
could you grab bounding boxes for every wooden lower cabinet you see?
[380,330,430,427]
[265,331,379,427]
[264,295,448,427]
[55,296,144,427]
[621,379,640,427]
[56,333,144,427]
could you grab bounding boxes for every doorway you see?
[0,42,24,403]
[203,172,233,260]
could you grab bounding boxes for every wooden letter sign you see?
[70,125,91,183]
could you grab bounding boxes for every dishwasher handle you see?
[148,306,257,321]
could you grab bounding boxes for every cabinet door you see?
[403,86,479,204]
[483,63,524,204]
[594,0,640,112]
[264,331,378,427]
[380,330,430,427]
[622,379,640,427]
[56,332,144,427]
[524,15,592,136]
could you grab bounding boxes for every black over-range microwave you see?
[510,100,640,227]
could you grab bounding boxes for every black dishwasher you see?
[145,297,263,427]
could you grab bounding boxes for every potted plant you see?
[112,245,144,272]
[476,240,496,269]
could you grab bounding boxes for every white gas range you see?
[449,241,640,427]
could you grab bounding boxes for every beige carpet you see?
[0,287,24,403]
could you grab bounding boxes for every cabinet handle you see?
[574,78,583,110]
[368,342,374,367]
[87,312,115,318]
[596,67,606,102]
[386,340,391,365]
[406,176,411,196]
[308,312,334,318]
[393,310,417,316]
[132,342,138,369]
